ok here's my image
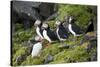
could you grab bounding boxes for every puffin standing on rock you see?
[31,36,43,58]
[56,20,69,41]
[34,20,44,39]
[42,23,58,43]
[67,16,83,36]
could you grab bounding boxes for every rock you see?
[23,19,31,30]
[86,40,97,53]
[58,44,69,49]
[85,32,97,41]
[16,56,22,65]
[44,54,54,64]
[11,1,57,30]
[39,3,55,20]
[79,32,97,45]
[26,46,33,56]
[90,52,97,61]
[16,55,26,65]
[22,41,33,47]
[11,1,41,29]
[45,12,58,21]
[12,1,41,19]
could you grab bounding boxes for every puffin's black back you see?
[85,19,94,33]
[46,27,58,41]
[63,20,70,32]
[58,23,68,38]
[71,23,83,34]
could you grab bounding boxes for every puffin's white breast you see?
[68,24,76,36]
[31,42,42,57]
[43,30,52,43]
[56,28,60,40]
[36,27,43,39]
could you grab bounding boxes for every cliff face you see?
[11,3,97,66]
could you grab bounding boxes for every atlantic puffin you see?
[42,23,58,43]
[67,16,82,36]
[85,19,94,33]
[31,36,43,58]
[55,20,68,41]
[34,20,44,39]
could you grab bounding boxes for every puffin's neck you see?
[38,23,42,27]
[46,27,50,30]
[60,23,63,26]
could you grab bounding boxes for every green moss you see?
[51,44,89,64]
[41,43,60,58]
[15,23,24,32]
[21,55,44,65]
[12,46,27,65]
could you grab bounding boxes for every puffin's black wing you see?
[85,20,94,33]
[71,23,83,34]
[62,21,69,32]
[39,27,44,37]
[58,24,68,38]
[47,29,58,41]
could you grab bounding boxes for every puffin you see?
[85,19,94,33]
[67,16,82,36]
[34,20,44,39]
[31,36,43,58]
[55,20,69,41]
[42,23,58,43]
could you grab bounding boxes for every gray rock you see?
[44,54,53,64]
[16,55,26,65]
[12,1,41,19]
[90,52,97,61]
[58,44,69,49]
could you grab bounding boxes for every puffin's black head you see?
[34,19,42,27]
[42,23,49,30]
[68,16,75,24]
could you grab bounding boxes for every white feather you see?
[56,28,66,41]
[68,24,81,36]
[31,42,42,57]
[43,30,52,43]
[68,24,76,36]
[36,27,43,39]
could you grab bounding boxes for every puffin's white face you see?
[35,36,42,41]
[34,20,41,26]
[42,23,48,29]
[69,17,72,23]
[55,21,61,26]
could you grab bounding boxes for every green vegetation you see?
[11,4,97,66]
